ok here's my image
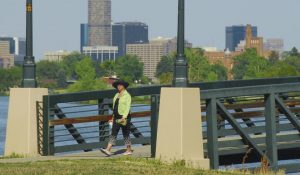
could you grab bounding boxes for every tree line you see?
[1,47,300,95]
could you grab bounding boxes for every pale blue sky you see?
[1,0,300,59]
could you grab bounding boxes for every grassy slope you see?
[0,157,241,175]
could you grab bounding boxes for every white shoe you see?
[123,151,133,156]
[100,148,112,156]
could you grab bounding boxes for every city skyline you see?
[1,0,300,59]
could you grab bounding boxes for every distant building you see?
[264,38,284,53]
[80,24,89,52]
[126,37,192,80]
[0,37,26,65]
[226,25,257,51]
[44,50,71,62]
[112,22,149,57]
[205,24,269,79]
[202,47,218,52]
[0,41,14,68]
[82,46,118,63]
[163,37,193,55]
[88,0,112,46]
[13,37,26,65]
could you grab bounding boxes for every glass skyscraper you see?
[112,22,149,57]
[80,24,89,52]
[226,25,257,51]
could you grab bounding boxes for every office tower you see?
[0,37,25,65]
[13,37,26,65]
[226,25,257,51]
[126,37,192,80]
[80,24,89,52]
[88,0,112,46]
[112,22,149,57]
[127,38,168,80]
[0,37,15,54]
[0,41,14,68]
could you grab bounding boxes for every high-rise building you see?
[226,25,257,51]
[0,37,15,54]
[0,37,25,65]
[13,37,26,65]
[0,41,14,68]
[80,24,89,52]
[127,39,168,80]
[126,37,192,80]
[112,22,149,57]
[88,0,112,46]
[264,39,284,53]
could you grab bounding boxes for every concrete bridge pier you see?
[5,88,48,156]
[155,88,210,169]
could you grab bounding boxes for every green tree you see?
[68,57,107,92]
[156,54,175,77]
[210,63,228,81]
[232,48,268,79]
[0,67,22,93]
[61,52,86,79]
[257,62,299,78]
[290,47,300,57]
[155,48,228,84]
[158,72,173,85]
[99,61,115,77]
[114,55,144,83]
[185,48,217,82]
[268,51,280,65]
[36,60,67,88]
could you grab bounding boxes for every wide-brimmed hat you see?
[112,79,129,89]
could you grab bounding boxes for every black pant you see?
[108,116,131,146]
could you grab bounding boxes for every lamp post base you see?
[173,56,188,87]
[22,56,37,88]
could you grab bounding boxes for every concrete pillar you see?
[5,88,48,156]
[156,88,210,169]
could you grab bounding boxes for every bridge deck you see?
[0,146,151,164]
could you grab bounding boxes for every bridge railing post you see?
[265,93,278,169]
[98,98,110,143]
[42,95,54,156]
[206,98,219,169]
[151,95,159,158]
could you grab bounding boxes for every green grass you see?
[0,153,25,159]
[0,157,241,175]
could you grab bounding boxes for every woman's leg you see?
[106,121,121,152]
[121,120,132,152]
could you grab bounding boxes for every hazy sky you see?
[1,0,300,59]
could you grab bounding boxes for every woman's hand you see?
[120,118,126,123]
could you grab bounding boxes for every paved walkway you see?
[0,145,151,164]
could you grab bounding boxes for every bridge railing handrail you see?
[44,76,300,106]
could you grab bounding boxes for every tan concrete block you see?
[5,88,48,156]
[155,88,210,170]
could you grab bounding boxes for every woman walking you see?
[100,80,132,156]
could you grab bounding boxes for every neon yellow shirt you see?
[113,90,132,119]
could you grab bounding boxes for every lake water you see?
[0,96,8,155]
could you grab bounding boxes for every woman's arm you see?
[122,94,132,119]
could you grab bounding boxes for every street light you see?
[22,0,37,88]
[172,0,188,87]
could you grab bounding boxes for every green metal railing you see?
[37,76,300,173]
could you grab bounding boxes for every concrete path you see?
[0,145,151,164]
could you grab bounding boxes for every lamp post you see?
[172,0,188,87]
[22,0,37,88]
